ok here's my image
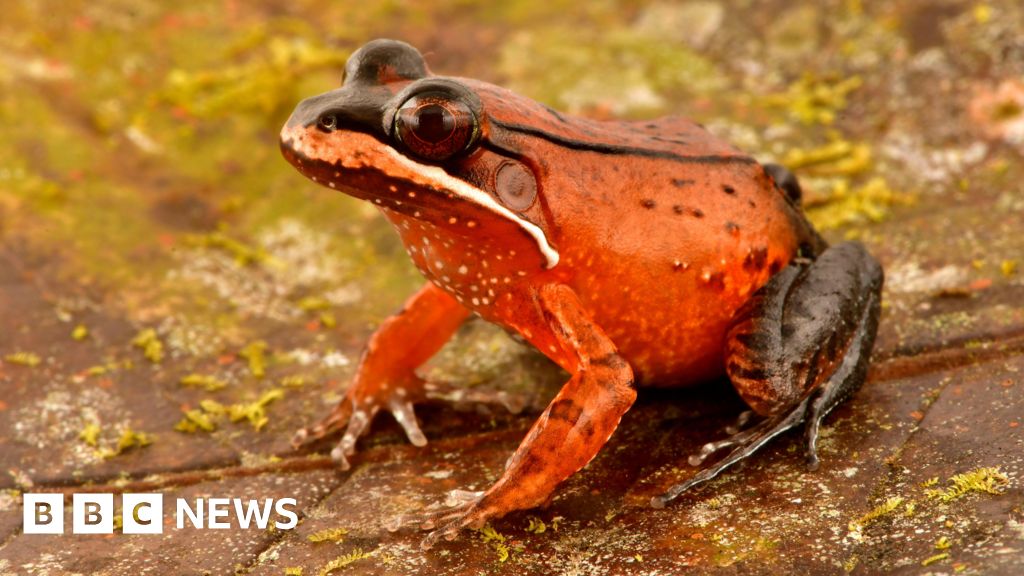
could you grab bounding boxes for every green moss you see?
[499,26,722,116]
[307,527,348,543]
[132,329,165,364]
[319,548,372,575]
[806,177,913,231]
[924,467,1009,502]
[79,423,102,447]
[240,341,268,379]
[179,374,227,391]
[477,523,511,563]
[3,352,41,367]
[848,496,904,532]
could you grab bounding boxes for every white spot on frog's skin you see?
[434,260,444,270]
[470,285,479,292]
[374,198,382,204]
[442,275,451,283]
[458,265,468,275]
[448,217,457,224]
[482,297,490,305]
[389,185,397,192]
[472,297,480,305]
[334,171,340,177]
[328,182,336,188]
[467,221,477,228]
[311,176,318,182]
[408,191,416,198]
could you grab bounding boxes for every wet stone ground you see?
[1,1,1024,574]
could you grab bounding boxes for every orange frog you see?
[280,39,883,548]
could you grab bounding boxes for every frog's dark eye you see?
[317,114,338,132]
[394,93,478,161]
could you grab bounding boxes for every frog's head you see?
[280,39,559,270]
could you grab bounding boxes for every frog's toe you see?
[386,489,486,549]
[653,401,809,507]
[388,397,427,447]
[291,399,354,448]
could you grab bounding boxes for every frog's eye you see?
[394,93,478,161]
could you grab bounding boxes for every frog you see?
[280,39,883,549]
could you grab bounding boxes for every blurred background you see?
[1,1,1023,575]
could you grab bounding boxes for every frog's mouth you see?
[280,124,559,269]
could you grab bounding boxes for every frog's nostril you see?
[318,114,338,131]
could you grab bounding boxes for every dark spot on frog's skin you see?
[641,199,656,209]
[646,123,658,129]
[692,208,705,218]
[705,271,726,290]
[722,184,736,195]
[725,222,740,236]
[769,259,783,274]
[672,205,684,215]
[671,178,694,188]
[744,246,769,271]
[549,399,583,425]
[748,199,757,208]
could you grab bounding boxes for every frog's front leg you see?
[403,283,637,549]
[653,241,883,507]
[292,282,471,469]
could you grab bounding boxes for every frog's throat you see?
[380,147,559,269]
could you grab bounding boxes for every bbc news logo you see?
[23,493,298,534]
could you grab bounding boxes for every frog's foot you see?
[291,373,429,470]
[293,282,471,469]
[387,489,488,549]
[652,242,883,508]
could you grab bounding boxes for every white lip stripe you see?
[383,147,560,269]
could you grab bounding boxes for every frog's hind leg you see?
[651,241,882,508]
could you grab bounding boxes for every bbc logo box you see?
[23,493,297,534]
[23,493,163,534]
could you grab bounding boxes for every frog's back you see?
[469,80,818,385]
